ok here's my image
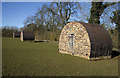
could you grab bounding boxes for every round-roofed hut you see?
[59,21,112,59]
[13,32,21,38]
[20,31,35,41]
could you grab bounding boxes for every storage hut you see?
[13,32,21,38]
[59,21,112,59]
[20,31,35,41]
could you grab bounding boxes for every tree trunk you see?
[89,2,103,24]
[89,2,116,25]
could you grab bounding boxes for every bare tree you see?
[46,2,80,28]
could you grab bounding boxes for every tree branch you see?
[100,2,116,15]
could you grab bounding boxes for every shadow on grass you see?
[89,50,120,61]
[34,41,44,42]
[34,40,50,42]
[111,50,120,58]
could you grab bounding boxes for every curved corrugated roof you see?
[79,22,112,48]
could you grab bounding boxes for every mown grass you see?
[2,37,119,76]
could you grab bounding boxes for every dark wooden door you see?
[69,35,74,49]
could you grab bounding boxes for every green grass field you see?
[2,37,119,76]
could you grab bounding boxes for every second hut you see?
[20,31,35,41]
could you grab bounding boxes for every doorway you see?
[69,34,74,51]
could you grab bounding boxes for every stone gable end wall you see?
[59,22,91,59]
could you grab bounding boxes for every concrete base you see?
[89,55,111,60]
[59,51,90,59]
